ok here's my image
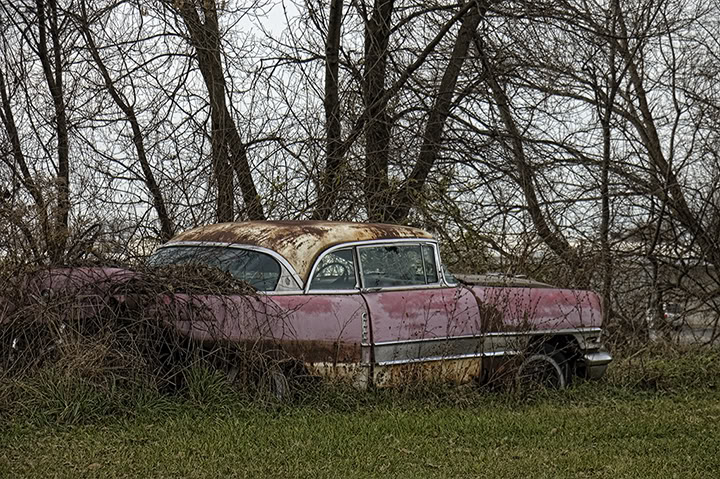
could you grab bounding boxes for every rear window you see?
[148,246,281,291]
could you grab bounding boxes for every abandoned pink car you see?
[142,221,612,389]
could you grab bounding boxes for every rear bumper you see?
[580,350,613,380]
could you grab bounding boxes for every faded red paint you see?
[171,293,367,364]
[30,267,137,294]
[471,285,602,331]
[364,287,481,343]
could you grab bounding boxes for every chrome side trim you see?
[376,349,521,366]
[373,327,603,346]
[371,328,609,367]
[372,333,527,365]
[156,241,304,291]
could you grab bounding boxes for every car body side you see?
[158,224,611,387]
[1,221,612,387]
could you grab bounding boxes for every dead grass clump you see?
[0,261,263,396]
[604,344,720,392]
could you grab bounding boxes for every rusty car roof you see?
[166,221,434,283]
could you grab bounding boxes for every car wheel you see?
[258,367,291,401]
[515,344,568,390]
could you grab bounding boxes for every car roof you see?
[165,221,434,283]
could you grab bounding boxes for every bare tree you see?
[312,0,344,220]
[0,0,77,262]
[168,0,265,222]
[74,0,175,241]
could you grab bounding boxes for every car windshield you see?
[148,246,281,291]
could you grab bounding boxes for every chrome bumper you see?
[581,350,613,380]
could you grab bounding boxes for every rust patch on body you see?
[185,334,362,365]
[374,358,483,387]
[167,221,433,283]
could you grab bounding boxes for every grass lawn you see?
[1,385,719,478]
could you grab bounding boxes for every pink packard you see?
[146,221,612,388]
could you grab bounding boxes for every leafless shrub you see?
[0,261,292,396]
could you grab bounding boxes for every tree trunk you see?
[173,0,265,222]
[599,0,620,325]
[36,0,70,262]
[363,0,395,222]
[312,0,344,221]
[389,2,484,223]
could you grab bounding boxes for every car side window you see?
[359,244,438,288]
[148,246,282,291]
[309,248,358,290]
[422,245,438,283]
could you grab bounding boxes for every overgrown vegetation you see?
[2,257,718,414]
[2,259,718,424]
[0,261,294,408]
[1,354,719,478]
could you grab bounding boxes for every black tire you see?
[516,344,569,390]
[257,366,291,401]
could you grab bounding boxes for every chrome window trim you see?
[355,242,443,292]
[420,245,429,283]
[154,241,304,292]
[421,244,438,284]
[362,283,447,293]
[305,239,458,294]
[356,242,442,289]
[434,246,457,286]
[355,245,366,292]
[307,246,360,293]
[304,288,361,295]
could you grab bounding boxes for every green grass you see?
[1,388,719,478]
[2,349,720,478]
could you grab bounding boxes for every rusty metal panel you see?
[306,362,370,389]
[471,285,603,331]
[175,292,367,365]
[373,358,484,387]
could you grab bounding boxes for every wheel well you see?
[526,334,581,362]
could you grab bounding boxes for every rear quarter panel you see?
[470,285,603,331]
[172,293,367,365]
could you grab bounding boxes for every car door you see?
[269,246,370,387]
[357,242,481,385]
